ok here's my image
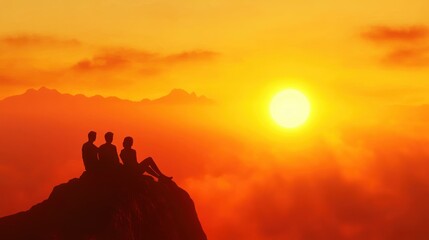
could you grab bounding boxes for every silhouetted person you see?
[82,131,99,172]
[120,136,172,181]
[99,132,120,169]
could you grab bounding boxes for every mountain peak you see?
[170,88,192,95]
[24,86,60,95]
[0,171,207,240]
[38,86,54,92]
[153,88,213,104]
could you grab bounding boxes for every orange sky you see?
[1,1,429,240]
[1,1,429,103]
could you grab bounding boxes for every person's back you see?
[99,143,120,165]
[120,147,140,174]
[82,131,98,172]
[99,132,120,169]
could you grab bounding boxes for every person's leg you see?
[139,159,160,178]
[141,157,172,179]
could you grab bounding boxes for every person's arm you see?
[95,146,99,161]
[119,150,126,165]
[113,146,120,165]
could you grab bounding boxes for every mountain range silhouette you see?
[0,87,214,106]
[0,170,207,240]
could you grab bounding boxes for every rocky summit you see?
[0,171,207,240]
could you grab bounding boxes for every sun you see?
[270,89,311,128]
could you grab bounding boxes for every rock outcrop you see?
[0,171,207,240]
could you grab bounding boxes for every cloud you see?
[71,48,157,72]
[185,122,429,240]
[0,34,219,92]
[72,48,218,73]
[0,34,81,48]
[362,25,429,67]
[382,47,429,67]
[163,50,218,63]
[362,25,429,43]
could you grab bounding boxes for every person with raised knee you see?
[120,136,172,181]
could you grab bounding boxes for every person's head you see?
[105,132,114,143]
[88,131,96,142]
[123,136,133,149]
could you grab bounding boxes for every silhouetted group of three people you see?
[82,131,172,181]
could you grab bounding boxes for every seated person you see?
[82,131,99,172]
[120,136,172,181]
[99,132,120,170]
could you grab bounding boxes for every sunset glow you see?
[1,1,429,239]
